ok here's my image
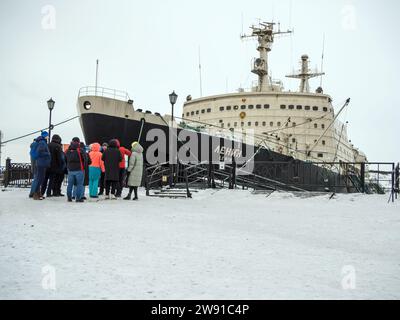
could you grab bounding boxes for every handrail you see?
[78,86,131,101]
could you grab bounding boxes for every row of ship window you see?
[218,120,326,130]
[184,104,329,117]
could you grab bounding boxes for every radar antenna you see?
[241,22,292,92]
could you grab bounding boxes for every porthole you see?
[83,101,92,110]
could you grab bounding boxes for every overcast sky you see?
[0,0,399,165]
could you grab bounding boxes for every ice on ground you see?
[0,187,399,299]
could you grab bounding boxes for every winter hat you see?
[131,141,138,149]
[72,137,80,143]
[41,131,49,138]
[51,134,61,144]
[108,139,118,148]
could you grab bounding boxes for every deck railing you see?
[78,86,130,101]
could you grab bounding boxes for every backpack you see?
[30,141,39,160]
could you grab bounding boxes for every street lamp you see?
[168,91,178,187]
[47,98,55,141]
[169,91,178,123]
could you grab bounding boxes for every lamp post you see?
[168,91,178,187]
[169,91,178,123]
[47,98,55,141]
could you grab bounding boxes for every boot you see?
[33,192,43,200]
[132,187,138,200]
[123,191,132,200]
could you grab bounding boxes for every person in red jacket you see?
[115,139,132,197]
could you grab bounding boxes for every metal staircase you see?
[143,160,309,198]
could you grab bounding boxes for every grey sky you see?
[0,0,399,165]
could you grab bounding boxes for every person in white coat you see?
[124,141,144,200]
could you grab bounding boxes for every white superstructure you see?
[181,22,366,163]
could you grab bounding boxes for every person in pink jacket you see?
[88,143,105,199]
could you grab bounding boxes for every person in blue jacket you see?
[30,131,51,200]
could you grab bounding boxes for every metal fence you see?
[2,159,33,188]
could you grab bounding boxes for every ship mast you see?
[241,22,292,92]
[286,54,325,93]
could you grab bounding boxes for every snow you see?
[0,187,399,300]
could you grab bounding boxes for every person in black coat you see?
[101,139,122,199]
[42,134,64,197]
[98,142,108,196]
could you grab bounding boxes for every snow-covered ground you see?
[0,187,399,300]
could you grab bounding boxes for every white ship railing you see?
[78,86,131,101]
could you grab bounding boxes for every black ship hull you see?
[81,112,354,193]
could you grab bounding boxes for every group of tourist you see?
[29,131,143,202]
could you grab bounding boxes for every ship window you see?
[314,123,318,128]
[322,140,326,145]
[196,110,199,115]
[318,153,324,158]
[221,123,224,128]
[292,122,296,127]
[234,122,237,127]
[313,106,319,111]
[219,106,224,111]
[227,123,231,127]
[241,122,244,127]
[83,101,92,110]
[186,112,190,117]
[256,104,262,109]
[323,107,328,112]
[292,138,296,143]
[248,105,254,109]
[207,108,211,113]
[264,104,270,109]
[262,121,266,126]
[255,121,259,126]
[297,105,302,110]
[191,111,195,116]
[270,122,273,127]
[280,105,286,110]
[234,105,239,110]
[201,109,205,114]
[277,122,281,127]
[289,105,294,110]
[305,106,310,110]
[248,122,251,126]
[226,106,232,110]
[219,119,223,123]
[321,124,325,129]
[241,105,246,110]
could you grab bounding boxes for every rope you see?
[0,115,80,145]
